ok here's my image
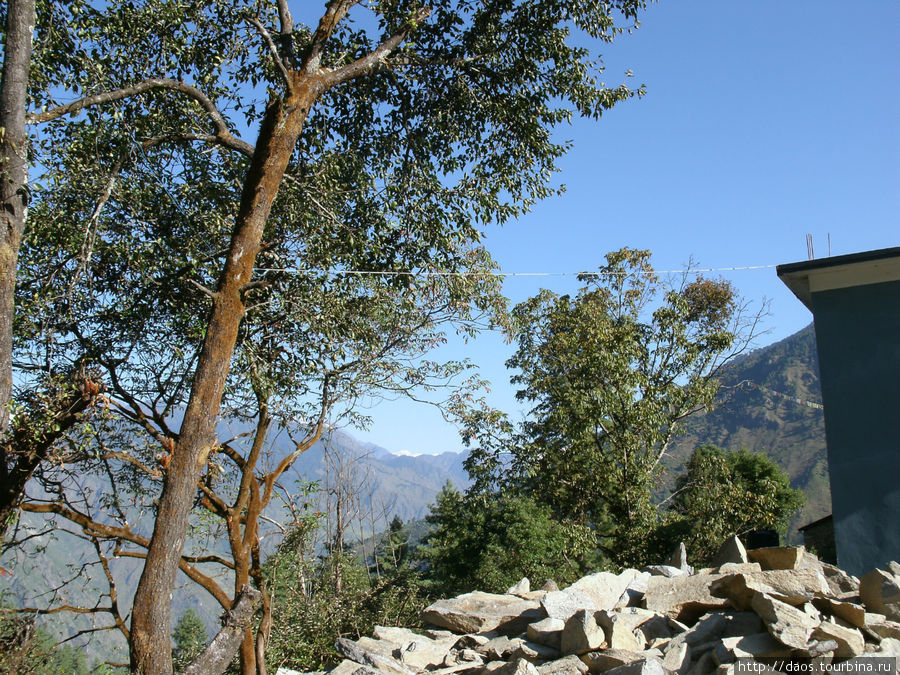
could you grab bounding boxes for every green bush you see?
[419,484,598,596]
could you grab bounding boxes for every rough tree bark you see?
[0,0,35,437]
[129,2,428,669]
[180,585,262,675]
[128,78,323,674]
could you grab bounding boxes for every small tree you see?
[663,445,804,565]
[420,484,596,596]
[171,609,209,672]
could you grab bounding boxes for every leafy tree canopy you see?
[419,483,596,595]
[463,248,761,567]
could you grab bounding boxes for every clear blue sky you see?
[350,0,900,454]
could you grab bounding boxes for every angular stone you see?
[717,563,762,575]
[538,655,590,675]
[603,657,666,675]
[634,615,675,644]
[686,650,717,675]
[508,578,532,595]
[750,593,820,650]
[328,659,378,675]
[580,650,642,673]
[542,589,600,621]
[421,592,544,635]
[866,616,900,640]
[811,619,865,657]
[644,573,729,624]
[662,640,691,673]
[811,597,867,628]
[620,573,652,608]
[819,561,860,595]
[441,648,483,667]
[542,580,561,592]
[478,635,526,660]
[371,626,458,670]
[334,638,415,675]
[561,609,606,656]
[712,536,748,568]
[747,546,805,571]
[492,657,542,675]
[569,570,647,612]
[528,617,566,650]
[667,542,692,574]
[720,611,765,638]
[596,608,660,641]
[709,568,831,610]
[718,633,794,658]
[644,565,686,578]
[514,640,562,662]
[860,568,900,621]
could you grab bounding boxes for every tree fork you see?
[129,74,323,675]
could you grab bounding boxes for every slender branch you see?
[247,16,293,91]
[143,132,255,159]
[327,7,432,85]
[27,80,250,156]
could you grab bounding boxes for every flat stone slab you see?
[421,591,544,635]
[644,573,729,624]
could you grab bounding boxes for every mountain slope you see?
[670,323,829,540]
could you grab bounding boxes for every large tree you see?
[4,0,650,671]
[465,249,762,566]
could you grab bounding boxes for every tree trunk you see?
[0,0,35,436]
[129,75,323,674]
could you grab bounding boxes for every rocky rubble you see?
[277,540,900,675]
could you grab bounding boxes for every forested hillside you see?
[671,323,829,540]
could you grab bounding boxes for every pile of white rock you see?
[277,539,900,675]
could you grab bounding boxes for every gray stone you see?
[508,578,532,595]
[327,660,378,675]
[686,650,718,675]
[537,655,590,675]
[667,542,692,574]
[569,570,647,612]
[712,536,748,568]
[819,561,860,596]
[371,626,458,670]
[644,565,687,578]
[513,640,562,662]
[528,617,566,649]
[709,568,831,610]
[561,609,606,656]
[720,611,765,638]
[596,608,660,651]
[493,657,542,675]
[860,568,900,621]
[542,590,600,622]
[662,640,691,673]
[811,619,865,657]
[716,563,762,575]
[750,593,820,650]
[717,633,794,658]
[580,650,643,673]
[478,635,526,660]
[542,580,561,592]
[747,546,805,571]
[421,592,544,635]
[644,573,729,624]
[602,657,666,675]
[634,615,675,644]
[335,637,416,675]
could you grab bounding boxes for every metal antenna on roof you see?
[806,234,815,260]
[827,233,832,257]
